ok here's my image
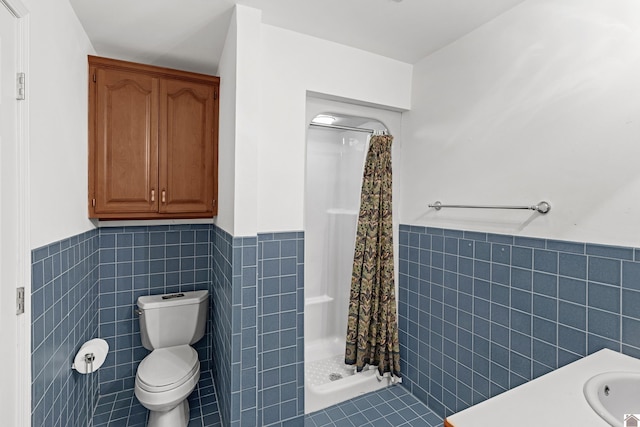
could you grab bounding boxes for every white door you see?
[0,2,23,425]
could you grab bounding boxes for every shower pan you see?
[304,112,394,414]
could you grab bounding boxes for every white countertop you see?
[446,349,640,427]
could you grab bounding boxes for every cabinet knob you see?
[151,189,155,202]
[161,190,166,203]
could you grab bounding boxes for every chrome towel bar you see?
[428,200,551,214]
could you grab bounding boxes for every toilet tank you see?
[137,290,209,350]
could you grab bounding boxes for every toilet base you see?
[147,399,189,427]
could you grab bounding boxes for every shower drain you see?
[329,373,343,381]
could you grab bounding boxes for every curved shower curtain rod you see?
[309,122,388,135]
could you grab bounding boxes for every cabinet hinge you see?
[93,73,96,83]
[16,72,25,100]
[92,198,96,207]
[213,199,216,208]
[213,90,218,100]
[16,287,25,315]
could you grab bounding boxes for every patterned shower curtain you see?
[345,134,401,378]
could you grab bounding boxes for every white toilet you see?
[134,290,209,427]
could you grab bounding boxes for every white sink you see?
[584,371,640,426]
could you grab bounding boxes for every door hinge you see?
[16,287,25,315]
[214,90,218,100]
[16,72,25,100]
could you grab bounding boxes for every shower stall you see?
[304,111,395,413]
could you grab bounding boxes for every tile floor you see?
[92,371,221,427]
[305,386,443,427]
[92,371,443,427]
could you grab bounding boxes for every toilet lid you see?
[137,345,199,391]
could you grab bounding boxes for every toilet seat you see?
[136,345,199,393]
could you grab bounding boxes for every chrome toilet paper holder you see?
[71,338,109,374]
[72,353,95,372]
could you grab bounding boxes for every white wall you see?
[25,0,412,243]
[255,24,413,234]
[215,6,238,235]
[232,6,260,237]
[401,0,640,247]
[216,5,261,237]
[27,0,95,248]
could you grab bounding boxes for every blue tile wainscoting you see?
[398,224,640,418]
[31,224,307,427]
[210,227,261,427]
[98,225,213,396]
[257,232,305,427]
[230,234,259,427]
[211,229,305,427]
[210,225,234,427]
[31,230,100,426]
[32,220,640,427]
[31,224,214,427]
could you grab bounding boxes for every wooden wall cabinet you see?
[88,56,219,219]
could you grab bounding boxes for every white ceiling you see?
[69,0,527,75]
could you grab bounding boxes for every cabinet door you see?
[159,78,215,214]
[93,68,159,214]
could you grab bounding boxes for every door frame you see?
[1,0,30,424]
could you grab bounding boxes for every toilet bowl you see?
[134,290,209,427]
[135,345,200,426]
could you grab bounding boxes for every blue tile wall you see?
[211,225,234,427]
[210,228,305,427]
[231,235,258,427]
[32,224,305,427]
[31,230,100,427]
[98,225,212,396]
[257,232,305,427]
[398,225,640,418]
